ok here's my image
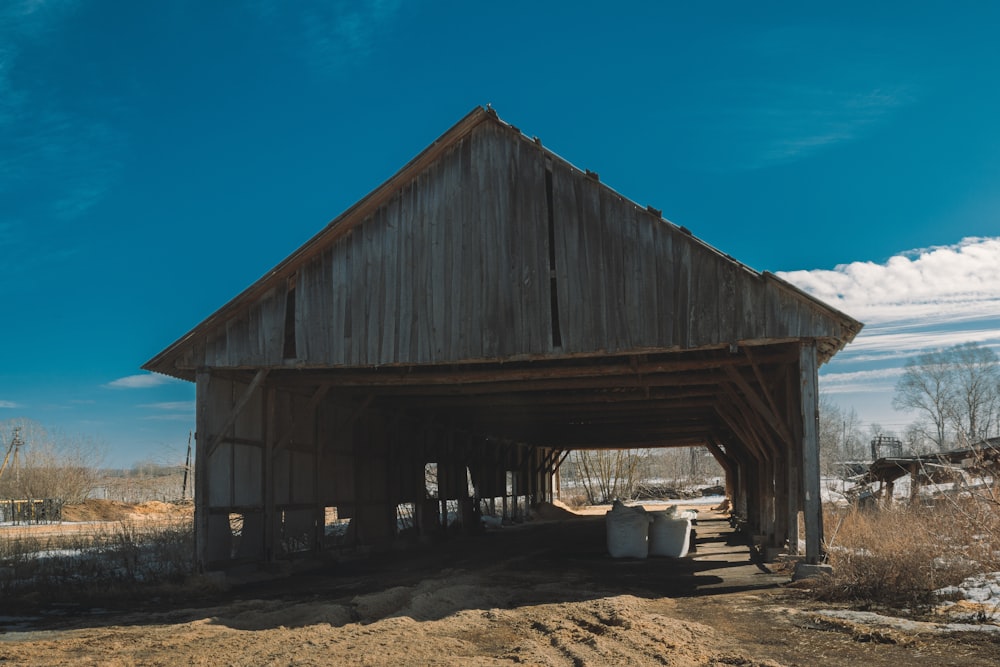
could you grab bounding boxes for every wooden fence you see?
[0,499,63,524]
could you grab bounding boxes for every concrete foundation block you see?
[792,562,833,581]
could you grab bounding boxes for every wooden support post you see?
[773,451,788,551]
[194,370,211,571]
[314,392,327,556]
[784,363,802,555]
[263,385,276,562]
[799,343,824,563]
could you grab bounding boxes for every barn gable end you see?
[148,109,858,378]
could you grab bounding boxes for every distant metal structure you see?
[870,434,903,460]
[0,426,23,481]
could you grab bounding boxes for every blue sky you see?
[2,2,1000,466]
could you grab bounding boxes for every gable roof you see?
[144,107,862,381]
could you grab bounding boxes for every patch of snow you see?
[935,571,1000,622]
[814,608,1000,634]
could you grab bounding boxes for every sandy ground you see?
[1,503,999,666]
[0,499,193,539]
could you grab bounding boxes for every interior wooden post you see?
[194,370,211,571]
[799,342,824,563]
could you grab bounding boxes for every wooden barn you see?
[144,107,862,570]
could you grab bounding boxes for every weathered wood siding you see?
[194,121,852,369]
[292,120,551,366]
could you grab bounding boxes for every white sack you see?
[606,503,652,559]
[649,512,691,558]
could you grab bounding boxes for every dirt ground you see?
[1,503,999,666]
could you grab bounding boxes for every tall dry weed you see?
[0,518,194,609]
[816,497,1000,611]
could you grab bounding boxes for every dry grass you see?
[0,517,195,610]
[814,496,1000,611]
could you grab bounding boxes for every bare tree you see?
[0,419,104,502]
[818,395,865,474]
[570,449,643,504]
[893,349,954,449]
[893,343,1000,450]
[947,342,1000,445]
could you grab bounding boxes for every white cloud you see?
[139,401,194,411]
[105,374,172,389]
[785,236,1000,429]
[819,367,903,394]
[0,400,19,409]
[778,237,1000,327]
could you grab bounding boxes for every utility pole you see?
[181,431,192,500]
[0,427,23,481]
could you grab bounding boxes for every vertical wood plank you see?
[672,228,691,349]
[444,142,463,360]
[398,183,414,363]
[194,370,211,570]
[430,157,447,361]
[477,126,501,357]
[599,188,624,351]
[526,144,551,354]
[652,217,674,347]
[551,161,580,352]
[381,195,399,364]
[459,136,482,360]
[494,127,515,358]
[579,175,606,352]
[635,208,657,346]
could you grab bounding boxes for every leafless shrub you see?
[814,500,1000,612]
[569,449,643,504]
[0,419,103,503]
[0,518,194,609]
[558,491,590,509]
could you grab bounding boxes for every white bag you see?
[606,502,652,559]
[649,511,691,558]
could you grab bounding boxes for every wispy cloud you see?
[0,1,124,281]
[820,367,903,394]
[761,86,911,166]
[142,413,195,422]
[0,400,19,409]
[701,83,913,171]
[105,374,173,389]
[140,401,194,412]
[251,1,402,76]
[687,20,919,172]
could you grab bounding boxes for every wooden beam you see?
[255,350,801,389]
[723,364,795,450]
[271,383,331,458]
[343,370,727,397]
[206,369,269,458]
